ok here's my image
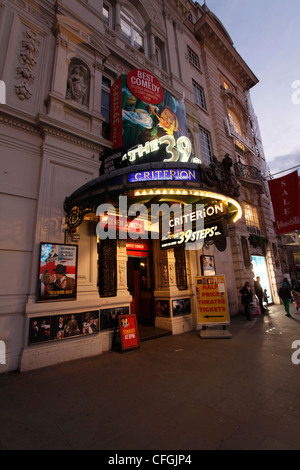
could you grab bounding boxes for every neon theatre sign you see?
[128,168,199,183]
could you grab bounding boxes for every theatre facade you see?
[0,0,283,372]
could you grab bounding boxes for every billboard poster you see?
[37,243,78,302]
[107,70,190,168]
[195,275,230,326]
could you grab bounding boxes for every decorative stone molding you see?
[15,28,40,101]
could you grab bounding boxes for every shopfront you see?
[20,69,243,371]
[61,69,243,340]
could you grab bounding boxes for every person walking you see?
[291,290,300,313]
[254,276,266,314]
[278,279,292,317]
[240,281,253,321]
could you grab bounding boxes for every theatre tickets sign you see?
[195,275,230,326]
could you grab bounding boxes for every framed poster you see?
[172,298,191,317]
[156,299,170,317]
[28,311,99,345]
[118,314,140,351]
[200,255,216,276]
[195,275,230,326]
[100,306,129,330]
[37,243,78,302]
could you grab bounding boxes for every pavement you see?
[1,303,300,451]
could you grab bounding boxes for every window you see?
[199,127,212,166]
[188,47,200,69]
[155,45,162,68]
[228,109,248,163]
[219,73,232,91]
[243,203,262,235]
[101,76,111,139]
[121,7,145,52]
[228,109,243,136]
[103,3,110,26]
[193,82,206,110]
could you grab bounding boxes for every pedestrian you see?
[254,276,266,314]
[278,279,292,317]
[291,290,300,314]
[263,288,269,307]
[239,281,253,321]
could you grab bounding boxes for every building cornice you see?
[0,107,110,152]
[194,13,258,90]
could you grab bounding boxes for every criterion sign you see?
[195,275,230,326]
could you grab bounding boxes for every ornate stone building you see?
[0,0,283,372]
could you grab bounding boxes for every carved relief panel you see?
[15,28,40,100]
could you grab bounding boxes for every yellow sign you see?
[195,275,230,326]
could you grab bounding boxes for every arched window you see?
[228,108,247,163]
[228,108,243,136]
[121,5,146,53]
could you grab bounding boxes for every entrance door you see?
[251,255,272,302]
[127,255,155,326]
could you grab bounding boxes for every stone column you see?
[114,0,122,34]
[116,240,132,303]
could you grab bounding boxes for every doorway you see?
[127,246,155,326]
[251,255,272,303]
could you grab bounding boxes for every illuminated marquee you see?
[122,135,192,163]
[128,169,199,183]
[99,136,194,175]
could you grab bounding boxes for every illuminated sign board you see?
[161,219,227,249]
[99,136,193,175]
[99,216,145,234]
[160,201,228,249]
[128,169,199,183]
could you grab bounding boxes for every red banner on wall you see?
[110,75,122,148]
[268,170,300,234]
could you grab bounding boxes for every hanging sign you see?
[195,275,230,326]
[118,314,140,350]
[268,170,300,234]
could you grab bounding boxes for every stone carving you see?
[66,59,90,106]
[15,29,39,100]
[199,153,240,198]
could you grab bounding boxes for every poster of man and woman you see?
[37,243,78,302]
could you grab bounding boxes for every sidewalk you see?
[1,303,300,450]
